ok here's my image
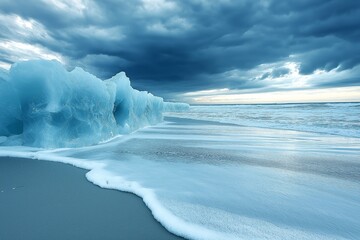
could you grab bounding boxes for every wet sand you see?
[0,157,185,240]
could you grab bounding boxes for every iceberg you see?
[0,60,189,148]
[164,102,190,112]
[0,70,22,138]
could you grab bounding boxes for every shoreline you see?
[1,115,359,240]
[164,116,360,139]
[0,157,185,240]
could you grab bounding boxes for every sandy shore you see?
[0,157,185,240]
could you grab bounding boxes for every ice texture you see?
[163,102,190,112]
[105,72,165,133]
[0,60,188,148]
[0,69,22,137]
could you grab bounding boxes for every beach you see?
[0,113,359,240]
[0,0,359,238]
[0,157,185,240]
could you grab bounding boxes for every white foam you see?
[0,147,226,240]
[1,118,359,240]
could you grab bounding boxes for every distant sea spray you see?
[0,60,188,148]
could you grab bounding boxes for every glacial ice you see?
[0,71,22,137]
[0,60,189,148]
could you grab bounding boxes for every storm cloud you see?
[0,0,359,100]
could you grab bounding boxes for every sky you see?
[0,0,359,104]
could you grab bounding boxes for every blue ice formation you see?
[0,60,189,148]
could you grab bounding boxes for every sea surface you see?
[1,103,360,240]
[166,102,360,138]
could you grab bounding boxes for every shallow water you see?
[1,116,359,240]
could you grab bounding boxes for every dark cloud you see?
[299,42,360,74]
[0,0,360,100]
[261,67,290,79]
[316,77,360,88]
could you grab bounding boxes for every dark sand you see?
[0,157,185,240]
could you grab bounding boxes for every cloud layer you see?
[0,0,359,101]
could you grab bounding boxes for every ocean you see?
[166,102,360,138]
[1,103,359,240]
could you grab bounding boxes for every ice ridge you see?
[0,60,188,148]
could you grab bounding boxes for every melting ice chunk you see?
[0,60,188,148]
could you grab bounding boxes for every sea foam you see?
[1,117,359,240]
